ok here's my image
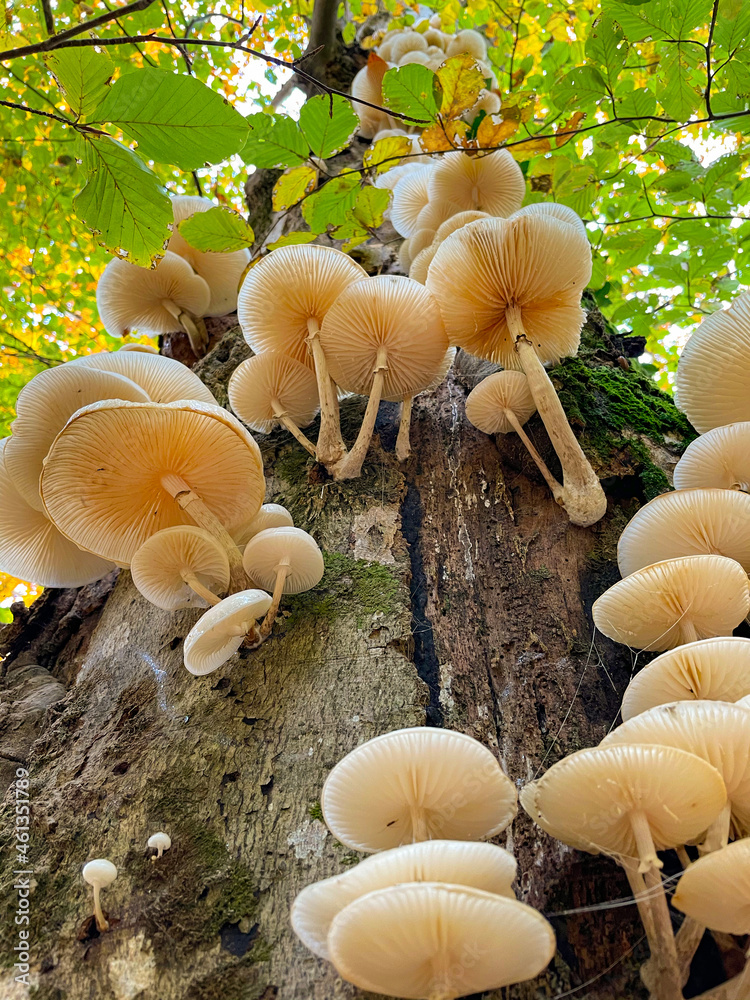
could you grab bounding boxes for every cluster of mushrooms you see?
[0,345,324,673]
[82,833,170,933]
[292,727,555,999]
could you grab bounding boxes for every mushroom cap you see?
[617,488,750,577]
[130,525,230,610]
[406,226,438,263]
[390,31,428,63]
[4,363,149,511]
[470,89,502,116]
[69,350,217,405]
[621,638,750,721]
[435,209,490,242]
[183,589,272,675]
[465,371,537,435]
[237,245,368,367]
[96,251,211,337]
[520,743,727,862]
[0,439,114,588]
[82,859,118,888]
[446,28,488,60]
[512,202,588,235]
[328,883,555,999]
[600,700,750,834]
[673,422,750,492]
[428,150,525,218]
[319,275,449,401]
[398,49,431,66]
[390,165,434,237]
[408,242,439,285]
[675,293,750,433]
[119,343,159,354]
[423,28,447,49]
[321,726,518,852]
[673,839,750,934]
[373,162,423,193]
[242,526,324,594]
[291,840,517,960]
[414,199,461,234]
[227,352,320,434]
[351,56,391,138]
[168,195,251,316]
[40,399,265,566]
[147,832,171,851]
[591,555,750,652]
[231,503,294,548]
[426,215,592,366]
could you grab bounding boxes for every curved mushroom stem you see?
[271,400,317,458]
[260,562,290,640]
[623,857,682,1000]
[162,300,208,356]
[181,571,222,607]
[161,474,250,593]
[630,809,663,874]
[306,317,346,464]
[676,846,692,870]
[395,396,414,462]
[680,619,698,645]
[699,801,731,854]
[503,408,565,504]
[507,307,606,527]
[330,347,389,481]
[92,885,109,933]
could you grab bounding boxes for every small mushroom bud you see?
[82,858,118,932]
[147,832,171,861]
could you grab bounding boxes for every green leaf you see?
[554,66,609,110]
[302,174,360,231]
[363,135,413,173]
[272,164,317,211]
[714,0,750,51]
[381,64,438,122]
[74,134,172,267]
[603,0,713,42]
[92,69,249,170]
[615,86,657,118]
[242,112,308,169]
[702,153,741,204]
[0,607,13,624]
[604,227,663,268]
[352,186,390,228]
[586,16,627,88]
[660,45,702,119]
[266,232,318,251]
[46,47,114,120]
[178,206,255,252]
[298,95,359,160]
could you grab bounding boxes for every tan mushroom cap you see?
[591,555,750,652]
[390,166,434,237]
[520,744,727,869]
[4,363,149,511]
[676,293,750,433]
[96,251,211,337]
[374,162,423,193]
[321,726,517,853]
[232,504,294,548]
[320,275,449,401]
[673,422,750,492]
[168,195,251,316]
[119,343,159,354]
[390,31,428,62]
[237,244,367,367]
[398,49,431,66]
[465,371,536,434]
[227,352,319,434]
[446,28,488,60]
[512,202,587,235]
[130,525,230,610]
[70,349,217,405]
[601,700,750,837]
[40,399,264,565]
[621,638,750,721]
[183,589,272,675]
[242,526,324,594]
[428,150,525,219]
[426,215,592,367]
[328,883,555,999]
[409,242,439,284]
[435,209,490,242]
[414,200,461,234]
[617,488,750,577]
[424,28,447,49]
[291,840,517,961]
[0,439,114,588]
[351,56,391,138]
[673,839,750,934]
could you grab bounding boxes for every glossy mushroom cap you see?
[292,840,517,960]
[350,56,391,138]
[237,244,367,366]
[512,202,588,235]
[446,28,488,59]
[465,371,536,434]
[228,352,320,435]
[147,832,171,856]
[426,215,592,367]
[673,839,750,934]
[242,526,324,594]
[96,251,211,337]
[183,589,272,675]
[409,211,490,285]
[69,350,217,405]
[617,488,750,576]
[0,439,114,588]
[118,343,159,354]
[435,209,490,241]
[320,275,449,402]
[521,744,727,867]
[41,399,265,565]
[592,555,750,651]
[428,150,525,218]
[4,363,149,511]
[232,504,294,549]
[82,859,118,888]
[673,422,750,492]
[130,525,230,610]
[676,293,750,433]
[390,166,434,238]
[621,638,750,721]
[321,727,517,852]
[328,883,555,999]
[390,31,428,63]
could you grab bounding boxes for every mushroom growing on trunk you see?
[130,525,230,610]
[428,149,525,217]
[183,589,272,675]
[69,349,217,405]
[147,832,171,861]
[82,859,118,933]
[673,422,750,492]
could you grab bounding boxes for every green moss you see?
[285,551,403,628]
[308,802,324,821]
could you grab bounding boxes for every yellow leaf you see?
[272,165,317,213]
[555,111,586,147]
[500,91,538,124]
[510,136,551,155]
[363,135,413,174]
[436,55,485,119]
[419,120,471,152]
[475,115,519,149]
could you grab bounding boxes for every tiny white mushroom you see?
[82,858,118,932]
[183,589,272,675]
[147,832,172,861]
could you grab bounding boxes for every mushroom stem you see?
[699,801,731,854]
[410,805,429,843]
[503,408,565,503]
[507,308,606,527]
[162,300,208,356]
[181,571,222,607]
[676,847,692,870]
[630,809,663,874]
[330,347,389,481]
[306,317,346,464]
[92,885,109,933]
[680,619,698,645]
[624,861,682,1000]
[259,562,290,640]
[271,401,317,458]
[395,396,414,461]
[161,474,250,593]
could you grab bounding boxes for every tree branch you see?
[40,0,55,36]
[304,0,339,77]
[704,0,720,118]
[0,100,74,128]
